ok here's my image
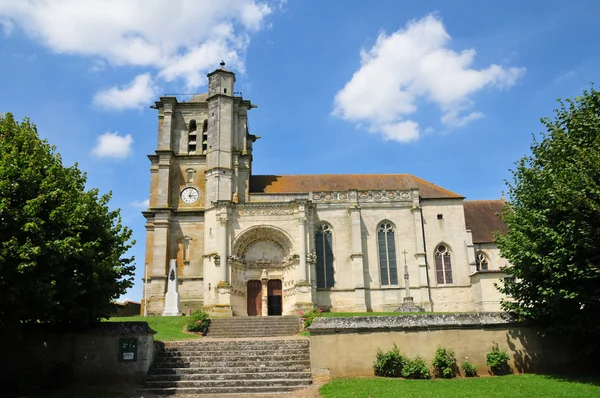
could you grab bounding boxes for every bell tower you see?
[205,62,236,204]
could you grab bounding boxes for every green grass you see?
[319,374,600,398]
[105,316,200,341]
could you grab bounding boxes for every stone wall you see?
[308,314,574,378]
[1,322,156,389]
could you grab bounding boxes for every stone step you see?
[204,333,299,338]
[154,353,310,364]
[145,378,312,389]
[148,365,311,375]
[152,359,311,369]
[161,340,308,348]
[159,348,309,357]
[138,385,310,395]
[207,324,300,329]
[146,371,312,382]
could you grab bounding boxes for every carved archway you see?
[232,225,294,262]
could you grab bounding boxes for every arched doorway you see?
[247,280,262,316]
[268,279,282,316]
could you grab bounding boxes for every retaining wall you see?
[308,313,573,378]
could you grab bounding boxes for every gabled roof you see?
[464,200,508,243]
[249,174,463,199]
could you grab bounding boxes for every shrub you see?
[486,342,511,375]
[461,360,478,377]
[186,310,210,334]
[373,344,406,377]
[298,308,322,329]
[402,355,431,379]
[432,346,457,378]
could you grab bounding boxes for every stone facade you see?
[142,66,512,317]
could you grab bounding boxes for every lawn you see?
[319,374,600,398]
[105,316,200,341]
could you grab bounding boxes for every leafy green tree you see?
[0,113,135,330]
[497,87,600,340]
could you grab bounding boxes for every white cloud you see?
[333,15,525,142]
[93,73,156,111]
[91,131,134,159]
[130,199,149,209]
[0,0,272,107]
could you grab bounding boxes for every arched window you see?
[315,223,334,288]
[475,251,489,271]
[201,119,208,154]
[435,244,453,284]
[378,222,398,286]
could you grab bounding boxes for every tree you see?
[0,113,135,330]
[497,87,600,341]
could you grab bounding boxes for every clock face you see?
[181,187,199,204]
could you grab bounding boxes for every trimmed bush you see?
[402,355,431,379]
[461,360,478,377]
[373,344,406,377]
[185,310,210,334]
[299,308,322,329]
[432,346,457,378]
[486,342,511,375]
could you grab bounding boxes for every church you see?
[142,64,511,317]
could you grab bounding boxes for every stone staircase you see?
[206,316,301,338]
[142,338,312,396]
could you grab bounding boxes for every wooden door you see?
[267,279,282,316]
[247,280,262,316]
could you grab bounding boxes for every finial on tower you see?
[220,60,226,67]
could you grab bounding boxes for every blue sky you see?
[1,0,599,302]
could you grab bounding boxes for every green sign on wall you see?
[119,338,138,362]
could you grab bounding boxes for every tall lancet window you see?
[435,244,453,284]
[378,222,398,285]
[315,223,334,288]
[188,119,197,153]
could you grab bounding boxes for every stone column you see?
[411,190,431,311]
[217,214,228,283]
[348,204,367,312]
[213,206,232,317]
[297,215,307,282]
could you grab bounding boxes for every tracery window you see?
[378,222,398,286]
[435,244,453,284]
[475,251,489,271]
[315,223,334,288]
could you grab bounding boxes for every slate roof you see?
[464,200,508,243]
[249,174,463,199]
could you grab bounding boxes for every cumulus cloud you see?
[333,15,525,143]
[93,73,156,111]
[130,199,149,209]
[0,0,272,108]
[91,131,134,159]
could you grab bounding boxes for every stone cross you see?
[402,250,410,298]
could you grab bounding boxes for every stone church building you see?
[142,65,511,317]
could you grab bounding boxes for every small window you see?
[315,223,334,288]
[435,244,453,284]
[475,251,489,271]
[437,214,443,220]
